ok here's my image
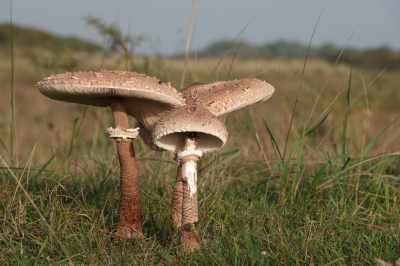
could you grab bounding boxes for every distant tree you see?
[362,47,400,69]
[0,23,101,53]
[176,39,400,70]
[83,16,144,71]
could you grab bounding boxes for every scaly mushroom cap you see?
[135,122,166,152]
[180,78,274,116]
[37,70,185,130]
[152,105,228,153]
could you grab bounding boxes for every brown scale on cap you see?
[37,70,185,130]
[179,78,274,117]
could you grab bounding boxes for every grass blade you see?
[0,154,71,263]
[198,149,240,173]
[206,18,254,82]
[67,107,87,158]
[342,68,352,158]
[33,235,49,266]
[67,117,80,158]
[260,115,282,161]
[0,138,11,158]
[261,115,287,188]
[9,1,16,164]
[180,0,199,87]
[288,111,331,172]
[282,10,322,162]
[363,114,400,157]
[304,111,331,138]
[302,153,351,200]
[210,149,241,171]
[33,154,55,179]
[226,35,244,80]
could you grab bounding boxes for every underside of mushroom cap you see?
[152,105,228,153]
[135,122,166,152]
[180,78,274,117]
[37,70,185,130]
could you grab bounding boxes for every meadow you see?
[1,36,400,265]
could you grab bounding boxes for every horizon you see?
[2,21,399,58]
[1,1,399,56]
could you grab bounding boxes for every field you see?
[1,43,400,265]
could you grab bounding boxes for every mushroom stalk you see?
[172,159,183,229]
[180,132,201,250]
[110,97,142,239]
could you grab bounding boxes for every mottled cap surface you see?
[180,78,274,116]
[135,122,166,152]
[37,70,185,130]
[152,105,228,153]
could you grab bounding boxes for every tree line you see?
[174,39,400,70]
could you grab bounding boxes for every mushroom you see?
[36,70,185,239]
[168,78,275,229]
[152,105,228,250]
[138,78,275,234]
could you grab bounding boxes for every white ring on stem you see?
[106,126,140,139]
[177,150,203,159]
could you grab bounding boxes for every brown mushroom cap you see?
[152,105,228,153]
[37,70,185,130]
[180,78,274,116]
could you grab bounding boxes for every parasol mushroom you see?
[36,70,185,239]
[139,78,275,233]
[168,78,275,229]
[152,105,228,250]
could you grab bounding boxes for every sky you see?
[1,0,399,55]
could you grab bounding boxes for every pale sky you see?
[1,0,399,55]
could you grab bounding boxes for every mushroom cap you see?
[37,70,185,130]
[152,105,228,153]
[180,78,274,117]
[135,122,166,152]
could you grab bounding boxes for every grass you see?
[1,149,400,265]
[1,22,400,265]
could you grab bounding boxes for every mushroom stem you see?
[172,159,183,229]
[180,132,200,251]
[110,97,142,239]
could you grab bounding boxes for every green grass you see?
[1,147,400,265]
